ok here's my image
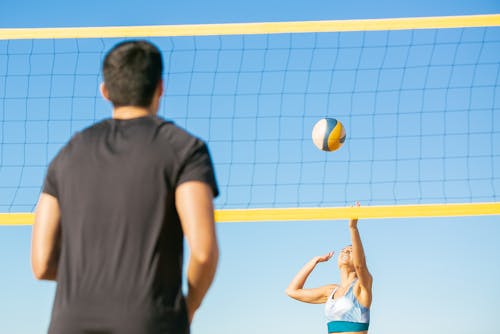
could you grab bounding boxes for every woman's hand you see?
[349,201,360,229]
[286,251,338,304]
[314,251,334,264]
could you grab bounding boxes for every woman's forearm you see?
[350,225,367,269]
[286,257,318,293]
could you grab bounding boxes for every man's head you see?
[101,40,163,108]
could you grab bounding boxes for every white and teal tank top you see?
[324,279,370,333]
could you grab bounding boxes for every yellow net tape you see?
[1,14,499,40]
[2,202,499,225]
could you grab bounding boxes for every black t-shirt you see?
[43,115,218,334]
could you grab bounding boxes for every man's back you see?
[43,115,218,334]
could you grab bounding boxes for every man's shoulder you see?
[80,118,112,135]
[155,117,204,145]
[63,119,107,141]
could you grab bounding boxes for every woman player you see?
[286,203,372,333]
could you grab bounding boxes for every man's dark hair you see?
[102,40,163,107]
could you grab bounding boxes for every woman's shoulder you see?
[353,278,372,308]
[324,284,339,297]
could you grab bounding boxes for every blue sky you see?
[1,0,500,27]
[1,1,500,334]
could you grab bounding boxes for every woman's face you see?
[338,246,353,266]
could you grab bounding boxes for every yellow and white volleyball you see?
[311,118,346,152]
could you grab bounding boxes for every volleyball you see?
[311,118,346,152]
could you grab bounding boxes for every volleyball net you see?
[1,14,499,224]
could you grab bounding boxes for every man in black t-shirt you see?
[31,40,219,334]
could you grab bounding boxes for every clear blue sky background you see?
[1,1,500,334]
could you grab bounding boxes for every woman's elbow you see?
[353,260,368,271]
[285,288,297,298]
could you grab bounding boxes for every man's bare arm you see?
[31,193,61,281]
[176,181,219,323]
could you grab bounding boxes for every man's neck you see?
[112,106,153,120]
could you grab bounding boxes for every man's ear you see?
[157,79,164,98]
[150,80,164,114]
[100,83,110,101]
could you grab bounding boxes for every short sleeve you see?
[42,157,59,198]
[177,140,219,198]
